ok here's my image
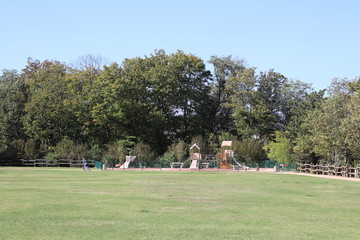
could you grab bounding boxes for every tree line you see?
[0,50,359,167]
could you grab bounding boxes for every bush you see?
[167,140,188,161]
[233,140,267,167]
[132,142,157,167]
[158,152,177,167]
[263,131,293,164]
[53,137,74,158]
[102,142,127,163]
[159,140,189,167]
[45,152,62,160]
[86,144,103,161]
[10,139,25,159]
[52,138,88,160]
[24,139,40,160]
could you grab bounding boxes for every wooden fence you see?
[297,163,360,178]
[0,159,23,166]
[20,159,95,168]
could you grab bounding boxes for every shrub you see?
[67,143,88,160]
[132,142,157,167]
[233,140,267,167]
[167,140,188,161]
[52,138,88,160]
[86,144,103,161]
[45,152,62,160]
[54,137,74,158]
[10,139,25,159]
[24,139,39,160]
[158,152,177,167]
[102,142,127,163]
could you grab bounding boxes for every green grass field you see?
[1,168,360,240]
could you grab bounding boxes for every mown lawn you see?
[1,167,360,240]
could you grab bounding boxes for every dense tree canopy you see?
[0,50,358,166]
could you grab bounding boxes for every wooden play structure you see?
[217,141,234,169]
[189,144,201,169]
[188,141,242,170]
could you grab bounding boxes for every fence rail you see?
[297,163,360,178]
[0,159,95,168]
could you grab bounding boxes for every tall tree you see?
[22,59,79,146]
[225,68,272,139]
[257,69,288,131]
[87,50,211,153]
[208,56,246,135]
[167,51,211,141]
[0,70,27,151]
[294,78,359,165]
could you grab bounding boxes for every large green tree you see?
[22,59,80,146]
[294,78,359,165]
[207,55,246,135]
[225,68,275,139]
[87,50,211,154]
[0,70,27,154]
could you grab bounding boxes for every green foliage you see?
[263,131,293,163]
[207,55,247,135]
[0,139,6,155]
[23,60,80,146]
[9,139,26,159]
[159,140,189,167]
[51,137,88,160]
[293,79,359,165]
[68,144,88,160]
[166,140,188,161]
[0,70,27,149]
[190,135,210,154]
[132,141,157,166]
[23,139,40,160]
[44,152,62,160]
[208,131,237,154]
[1,51,358,167]
[86,144,103,161]
[233,140,267,166]
[102,142,127,162]
[341,94,360,160]
[53,137,74,159]
[158,152,177,167]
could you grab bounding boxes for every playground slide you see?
[190,160,198,169]
[232,157,242,167]
[230,157,250,170]
[119,162,130,169]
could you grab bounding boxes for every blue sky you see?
[1,0,359,90]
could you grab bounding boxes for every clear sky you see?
[1,0,359,90]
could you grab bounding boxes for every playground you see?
[1,167,360,240]
[102,141,283,172]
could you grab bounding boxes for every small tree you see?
[102,142,127,163]
[24,139,40,160]
[53,137,74,159]
[159,140,188,167]
[263,131,293,163]
[86,144,103,161]
[234,139,267,166]
[132,142,156,167]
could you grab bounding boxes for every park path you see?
[281,171,360,182]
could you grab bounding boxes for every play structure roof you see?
[221,141,232,147]
[190,143,200,150]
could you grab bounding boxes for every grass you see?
[1,168,360,240]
